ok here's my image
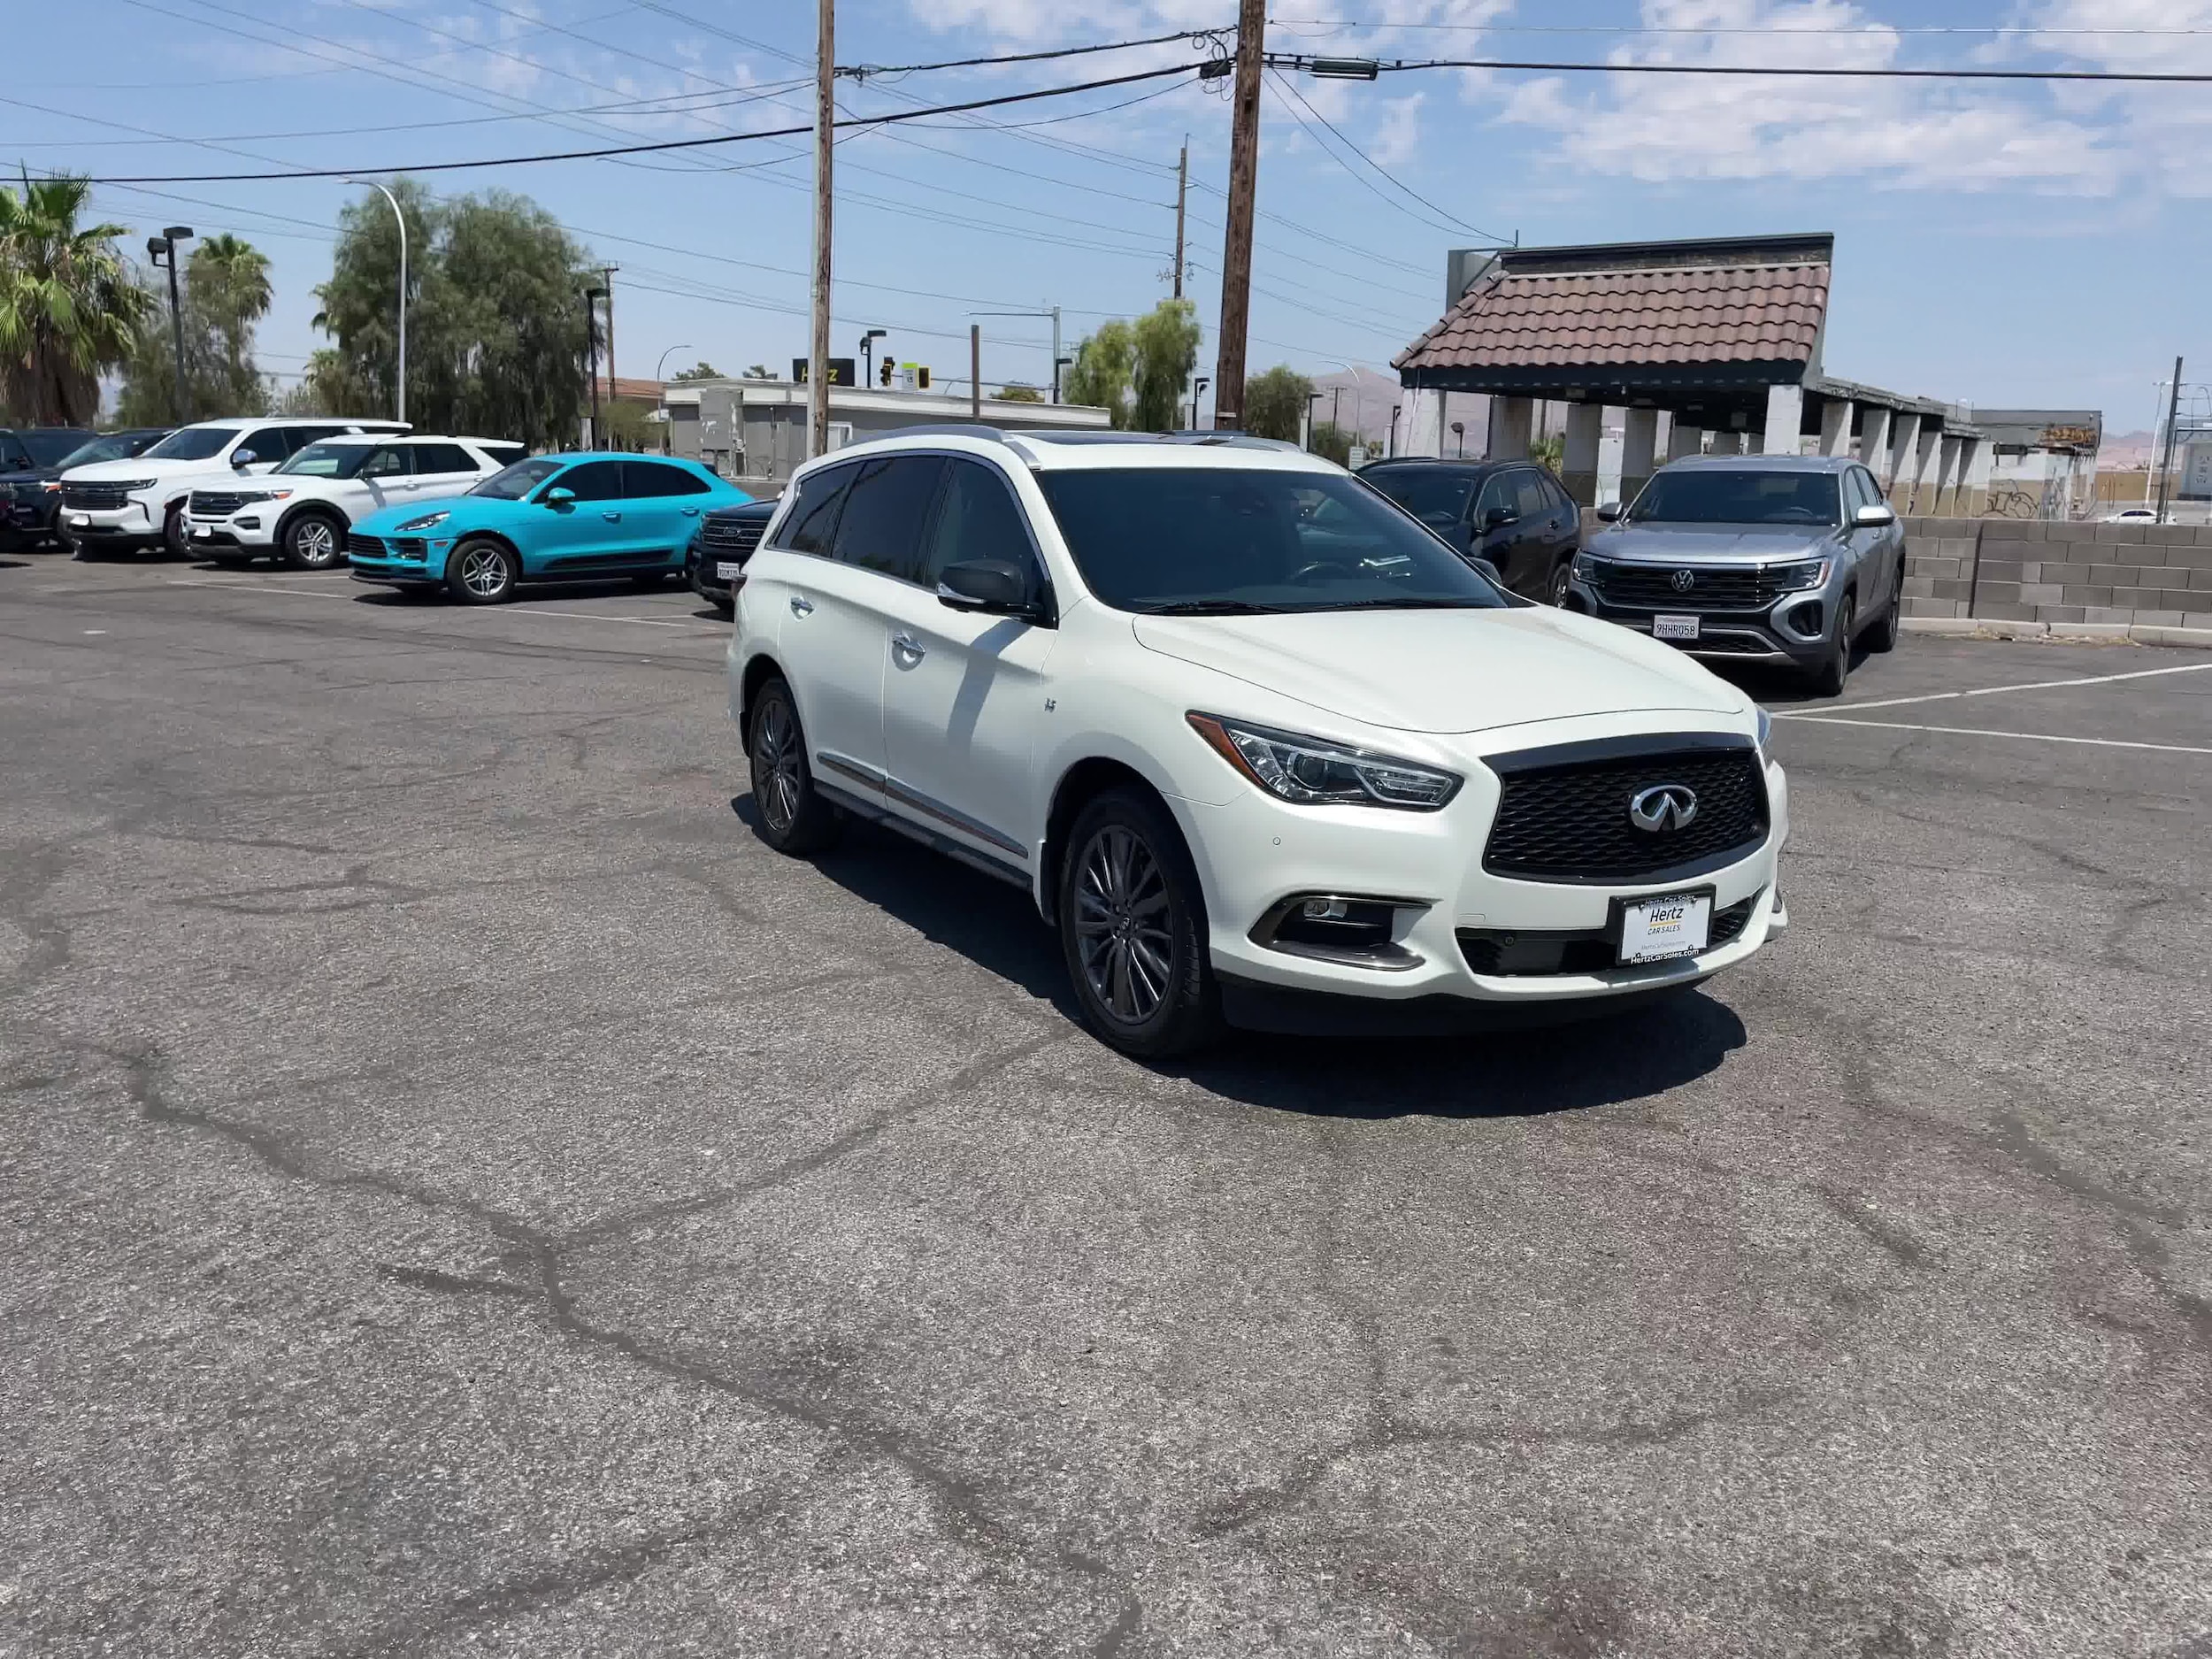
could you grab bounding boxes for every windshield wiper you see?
[1134,600,1300,615]
[1323,596,1488,611]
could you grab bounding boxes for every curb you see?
[1901,618,2212,650]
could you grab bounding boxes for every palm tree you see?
[0,171,152,426]
[190,233,273,407]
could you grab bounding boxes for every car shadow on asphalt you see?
[734,796,1749,1121]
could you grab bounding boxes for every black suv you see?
[686,498,777,616]
[0,428,110,549]
[1356,457,1582,603]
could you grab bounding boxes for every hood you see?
[353,492,508,534]
[65,456,227,483]
[1132,605,1743,736]
[1589,522,1839,563]
[0,466,57,486]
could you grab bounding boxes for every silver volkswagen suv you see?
[1565,454,1907,695]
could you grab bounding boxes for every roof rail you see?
[860,423,1011,443]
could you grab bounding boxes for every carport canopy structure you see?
[1394,232,1989,515]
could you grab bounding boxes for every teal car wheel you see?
[449,537,517,604]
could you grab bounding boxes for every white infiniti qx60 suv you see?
[730,427,1788,1057]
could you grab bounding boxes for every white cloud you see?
[1370,92,1425,168]
[1493,0,2125,195]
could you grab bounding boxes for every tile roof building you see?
[1391,233,2039,517]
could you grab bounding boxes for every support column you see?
[1857,405,1893,483]
[1961,437,1993,517]
[1561,402,1602,504]
[1906,423,1940,515]
[1708,429,1745,456]
[1617,407,1659,506]
[1666,420,1703,462]
[1885,411,1922,497]
[1405,387,1445,457]
[1763,383,1805,460]
[1816,397,1854,457]
[1485,395,1532,461]
[1934,434,1963,516]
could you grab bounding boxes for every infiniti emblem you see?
[1670,568,1696,592]
[1629,784,1699,833]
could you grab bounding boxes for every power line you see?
[841,28,1216,79]
[1263,70,1508,243]
[63,65,1200,184]
[1357,57,2212,85]
[1273,18,2212,35]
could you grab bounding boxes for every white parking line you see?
[1823,659,2212,715]
[165,577,714,631]
[1774,714,2212,756]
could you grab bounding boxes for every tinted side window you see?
[832,456,944,580]
[1473,472,1514,522]
[624,461,712,497]
[918,459,1038,588]
[412,443,478,473]
[549,460,625,503]
[1858,467,1886,506]
[359,445,411,479]
[240,426,294,462]
[1513,471,1552,518]
[774,463,859,555]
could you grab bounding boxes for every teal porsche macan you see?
[347,452,751,603]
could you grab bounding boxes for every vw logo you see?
[1628,783,1699,833]
[1670,568,1696,592]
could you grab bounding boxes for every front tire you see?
[1868,558,1902,653]
[280,509,346,571]
[1808,593,1855,697]
[1546,556,1574,606]
[747,677,841,855]
[161,504,189,559]
[447,537,517,604]
[1058,787,1218,1059]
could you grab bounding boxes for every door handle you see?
[891,632,926,664]
[680,506,700,517]
[789,595,814,617]
[602,511,622,521]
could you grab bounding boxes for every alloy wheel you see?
[753,698,803,834]
[294,518,338,566]
[1071,824,1175,1025]
[460,544,508,597]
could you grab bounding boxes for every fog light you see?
[1785,599,1824,636]
[1253,893,1429,971]
[1302,897,1348,921]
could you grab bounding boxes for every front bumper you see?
[1171,747,1789,1018]
[59,499,161,549]
[187,513,275,551]
[686,541,746,606]
[1566,571,1839,666]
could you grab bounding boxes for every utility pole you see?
[970,324,982,419]
[1171,139,1187,301]
[584,286,606,446]
[809,0,834,458]
[1210,0,1264,429]
[2155,355,2184,526]
[599,265,619,420]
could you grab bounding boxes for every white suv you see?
[729,428,1789,1056]
[185,434,524,569]
[58,416,407,559]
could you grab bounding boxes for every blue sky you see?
[12,0,2208,434]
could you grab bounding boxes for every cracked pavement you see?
[2,559,2208,1656]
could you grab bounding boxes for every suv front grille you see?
[700,515,766,555]
[1482,739,1768,883]
[61,482,129,511]
[1592,562,1799,611]
[346,533,387,560]
[188,489,258,516]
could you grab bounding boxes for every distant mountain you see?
[2100,429,2154,468]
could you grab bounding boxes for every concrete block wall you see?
[1901,518,2212,630]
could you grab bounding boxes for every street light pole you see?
[655,344,691,383]
[2155,356,2184,526]
[146,227,193,424]
[347,181,405,425]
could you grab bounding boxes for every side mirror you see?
[542,486,575,506]
[936,558,1038,619]
[1596,501,1624,522]
[1855,503,1896,527]
[231,449,257,468]
[1480,505,1515,532]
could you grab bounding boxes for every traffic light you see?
[879,356,893,388]
[916,365,931,391]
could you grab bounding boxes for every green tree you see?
[671,360,723,382]
[743,363,772,380]
[1242,365,1314,444]
[312,180,593,447]
[1130,298,1201,433]
[0,171,153,426]
[1064,319,1134,427]
[995,383,1042,403]
[115,232,276,424]
[1309,420,1354,466]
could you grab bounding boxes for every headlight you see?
[1770,557,1831,592]
[109,479,157,492]
[396,510,449,532]
[1187,712,1462,810]
[1755,706,1772,754]
[1572,550,1601,579]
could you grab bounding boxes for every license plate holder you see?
[714,560,743,580]
[1653,613,1701,641]
[1612,887,1715,965]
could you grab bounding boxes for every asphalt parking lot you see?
[3,556,2208,1657]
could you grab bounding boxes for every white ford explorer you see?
[730,427,1788,1057]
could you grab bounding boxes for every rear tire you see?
[1808,593,1855,697]
[1057,787,1219,1059]
[447,537,517,604]
[280,509,346,571]
[746,677,842,855]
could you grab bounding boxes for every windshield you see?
[1361,466,1479,530]
[279,442,371,479]
[22,431,89,467]
[56,434,144,469]
[143,426,235,462]
[470,457,565,499]
[1035,467,1508,614]
[1628,468,1842,526]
